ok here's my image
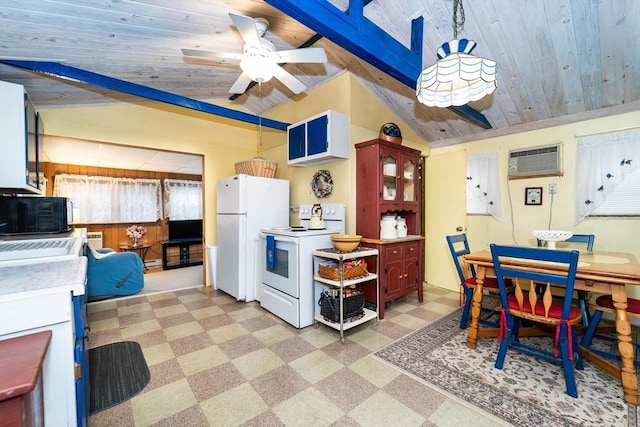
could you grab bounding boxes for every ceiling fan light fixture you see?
[183,13,326,95]
[240,56,274,83]
[416,39,496,108]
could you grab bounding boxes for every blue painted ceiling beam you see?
[0,60,289,131]
[265,0,492,129]
[267,0,422,89]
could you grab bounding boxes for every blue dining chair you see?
[537,234,595,326]
[446,234,506,329]
[580,295,640,367]
[490,244,584,398]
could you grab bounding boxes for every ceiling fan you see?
[182,13,327,95]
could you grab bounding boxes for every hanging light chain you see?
[453,0,465,39]
[258,82,263,147]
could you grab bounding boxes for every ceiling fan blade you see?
[229,72,253,94]
[272,48,327,64]
[269,63,307,94]
[182,48,242,62]
[229,13,262,47]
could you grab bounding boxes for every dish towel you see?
[266,235,276,270]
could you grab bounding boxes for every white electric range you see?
[259,203,345,328]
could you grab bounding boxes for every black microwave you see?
[0,196,73,235]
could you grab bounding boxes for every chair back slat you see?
[458,255,472,280]
[542,282,553,317]
[514,278,525,310]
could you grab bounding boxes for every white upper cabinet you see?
[0,81,44,195]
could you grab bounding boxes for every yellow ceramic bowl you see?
[331,234,362,252]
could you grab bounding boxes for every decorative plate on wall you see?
[311,170,333,198]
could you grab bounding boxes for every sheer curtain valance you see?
[53,174,162,223]
[163,179,202,220]
[574,129,640,224]
[466,152,505,223]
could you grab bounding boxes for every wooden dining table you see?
[463,248,640,405]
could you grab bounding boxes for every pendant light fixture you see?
[416,0,497,108]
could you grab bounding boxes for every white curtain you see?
[163,179,202,220]
[53,174,162,223]
[466,152,505,223]
[575,129,640,224]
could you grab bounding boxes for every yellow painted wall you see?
[425,110,640,299]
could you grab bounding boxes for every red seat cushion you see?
[594,295,640,314]
[464,276,499,289]
[508,295,580,319]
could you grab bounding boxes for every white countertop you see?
[0,256,87,301]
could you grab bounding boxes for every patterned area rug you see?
[373,305,640,427]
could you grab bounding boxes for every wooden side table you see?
[120,244,152,271]
[0,330,52,427]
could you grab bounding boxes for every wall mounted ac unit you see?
[86,231,103,249]
[508,143,562,179]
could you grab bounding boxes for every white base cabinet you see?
[0,256,88,427]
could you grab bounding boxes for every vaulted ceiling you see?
[1,0,638,150]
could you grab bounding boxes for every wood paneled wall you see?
[43,162,201,263]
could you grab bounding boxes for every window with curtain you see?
[53,174,162,223]
[574,128,640,224]
[466,152,505,222]
[163,179,202,220]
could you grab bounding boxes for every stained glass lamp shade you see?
[416,39,497,108]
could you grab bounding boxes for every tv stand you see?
[162,239,203,270]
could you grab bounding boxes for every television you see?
[168,219,202,241]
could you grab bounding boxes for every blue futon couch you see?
[85,241,144,298]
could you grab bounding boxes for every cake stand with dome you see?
[532,230,574,249]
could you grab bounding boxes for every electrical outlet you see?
[549,183,557,194]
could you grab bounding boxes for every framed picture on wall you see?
[525,187,543,205]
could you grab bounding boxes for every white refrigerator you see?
[216,174,289,302]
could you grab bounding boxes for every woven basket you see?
[234,157,278,178]
[318,259,368,281]
[318,290,365,322]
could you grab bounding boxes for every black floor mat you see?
[89,341,150,414]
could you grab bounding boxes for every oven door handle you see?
[259,233,298,244]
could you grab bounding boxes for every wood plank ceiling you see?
[0,0,638,149]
